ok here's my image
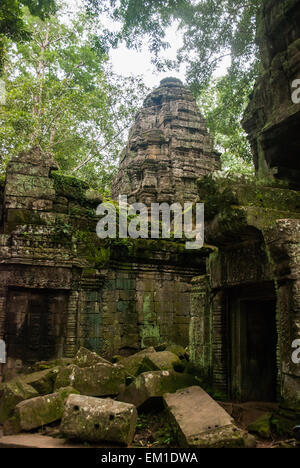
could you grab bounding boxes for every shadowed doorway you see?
[5,288,69,363]
[229,285,278,402]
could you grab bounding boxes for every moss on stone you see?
[198,174,300,222]
[51,172,89,205]
[247,413,273,439]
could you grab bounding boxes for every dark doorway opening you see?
[239,299,277,401]
[229,285,278,402]
[5,288,69,363]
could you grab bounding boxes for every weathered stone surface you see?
[118,347,156,376]
[73,347,112,368]
[18,368,58,395]
[54,363,125,396]
[60,394,137,445]
[165,344,187,360]
[164,386,253,448]
[117,370,197,408]
[32,358,74,372]
[247,413,272,439]
[139,351,181,373]
[15,386,78,431]
[112,77,220,204]
[242,0,300,187]
[0,380,38,423]
[0,143,204,383]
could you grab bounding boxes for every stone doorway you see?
[5,288,69,363]
[229,285,278,402]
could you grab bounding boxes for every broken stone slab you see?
[14,387,79,432]
[247,413,273,439]
[54,363,125,396]
[32,357,74,372]
[165,344,188,360]
[60,394,137,446]
[118,347,157,377]
[0,380,39,423]
[164,386,256,448]
[139,351,181,374]
[73,347,112,368]
[117,370,197,409]
[17,368,59,395]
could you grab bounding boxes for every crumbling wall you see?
[190,175,300,406]
[243,0,300,187]
[0,147,207,380]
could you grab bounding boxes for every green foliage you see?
[0,9,148,190]
[0,0,57,73]
[87,0,261,170]
[197,76,255,174]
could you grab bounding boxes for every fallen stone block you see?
[32,358,74,372]
[117,370,197,408]
[15,387,79,431]
[165,344,188,360]
[164,386,255,448]
[55,363,125,396]
[118,347,156,377]
[139,351,181,373]
[0,380,38,423]
[3,413,22,436]
[60,394,137,446]
[73,347,112,368]
[18,368,59,395]
[247,413,273,439]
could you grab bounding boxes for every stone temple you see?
[0,0,300,424]
[112,77,220,204]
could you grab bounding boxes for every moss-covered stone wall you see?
[0,148,208,380]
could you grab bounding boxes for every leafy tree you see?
[0,0,57,73]
[198,75,254,175]
[85,0,260,168]
[0,10,148,191]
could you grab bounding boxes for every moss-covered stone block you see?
[60,394,137,445]
[247,413,273,439]
[15,386,79,431]
[54,363,125,397]
[118,347,156,377]
[73,346,112,368]
[138,351,181,374]
[117,370,198,408]
[0,380,39,423]
[18,368,59,395]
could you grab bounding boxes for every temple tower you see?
[112,77,220,204]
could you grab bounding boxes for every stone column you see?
[212,290,228,394]
[0,288,7,340]
[189,275,212,379]
[64,290,79,357]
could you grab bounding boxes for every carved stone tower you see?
[112,77,220,204]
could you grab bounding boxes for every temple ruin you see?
[112,77,220,204]
[0,0,299,423]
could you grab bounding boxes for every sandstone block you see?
[15,387,79,431]
[54,363,125,396]
[118,370,197,408]
[60,394,137,445]
[164,386,255,448]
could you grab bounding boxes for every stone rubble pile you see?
[0,346,253,447]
